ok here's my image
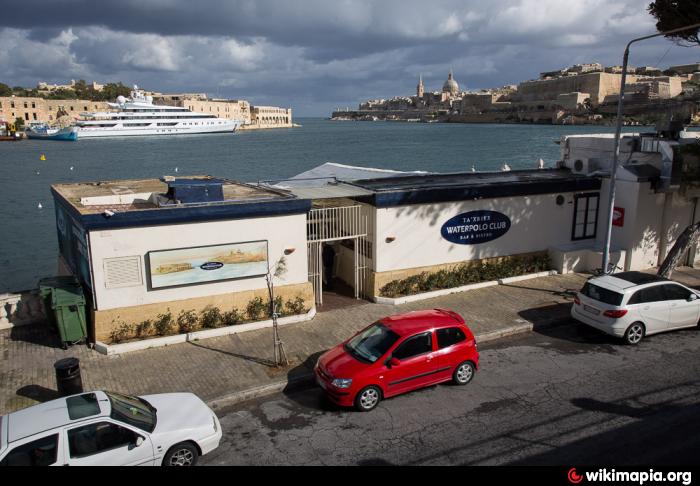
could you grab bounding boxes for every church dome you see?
[442,71,460,95]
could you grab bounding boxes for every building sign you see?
[441,210,511,245]
[613,207,625,227]
[148,241,269,289]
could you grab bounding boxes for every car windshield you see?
[581,282,624,306]
[345,322,400,363]
[106,391,157,433]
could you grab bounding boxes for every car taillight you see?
[574,296,581,305]
[603,309,628,318]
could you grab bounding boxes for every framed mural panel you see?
[148,240,269,289]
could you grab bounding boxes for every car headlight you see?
[331,378,353,389]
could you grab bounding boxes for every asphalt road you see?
[201,321,700,466]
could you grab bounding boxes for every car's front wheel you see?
[354,386,382,412]
[453,361,476,385]
[624,322,645,345]
[163,442,199,466]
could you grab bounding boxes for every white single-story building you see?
[51,129,700,343]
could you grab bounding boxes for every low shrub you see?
[246,296,267,321]
[109,321,134,344]
[285,296,307,316]
[380,254,551,298]
[154,309,175,336]
[177,309,200,333]
[200,306,223,329]
[222,308,244,327]
[135,319,154,338]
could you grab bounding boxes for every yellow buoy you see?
[40,154,46,161]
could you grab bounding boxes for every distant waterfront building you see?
[0,96,109,124]
[37,80,105,93]
[668,62,700,75]
[248,106,293,129]
[442,70,460,96]
[154,93,292,129]
[333,62,691,124]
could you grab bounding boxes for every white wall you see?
[598,179,695,271]
[89,214,308,310]
[374,193,582,273]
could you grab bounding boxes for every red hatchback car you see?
[315,309,479,411]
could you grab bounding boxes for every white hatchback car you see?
[571,271,700,345]
[0,391,221,466]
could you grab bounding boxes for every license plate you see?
[584,305,600,315]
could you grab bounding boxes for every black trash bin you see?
[54,357,84,397]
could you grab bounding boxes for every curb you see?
[205,316,572,410]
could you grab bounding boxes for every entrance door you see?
[308,241,323,305]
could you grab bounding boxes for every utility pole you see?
[601,22,700,274]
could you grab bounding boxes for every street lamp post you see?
[601,22,700,274]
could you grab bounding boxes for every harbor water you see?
[0,119,640,292]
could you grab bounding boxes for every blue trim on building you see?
[50,187,312,231]
[353,177,602,208]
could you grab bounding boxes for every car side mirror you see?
[387,357,401,368]
[134,436,144,448]
[689,294,698,302]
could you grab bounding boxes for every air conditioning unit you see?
[570,157,602,175]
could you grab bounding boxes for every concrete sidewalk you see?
[2,268,699,415]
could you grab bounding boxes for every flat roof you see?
[51,176,311,231]
[347,168,602,207]
[52,176,293,215]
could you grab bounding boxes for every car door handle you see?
[426,356,433,362]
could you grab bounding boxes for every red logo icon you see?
[568,468,584,484]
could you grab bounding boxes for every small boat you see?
[25,124,78,141]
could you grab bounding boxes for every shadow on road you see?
[187,341,277,368]
[16,384,59,403]
[506,390,700,465]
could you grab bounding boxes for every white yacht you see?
[74,87,241,138]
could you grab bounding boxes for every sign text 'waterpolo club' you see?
[441,210,511,245]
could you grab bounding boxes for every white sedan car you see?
[0,391,221,466]
[571,271,700,345]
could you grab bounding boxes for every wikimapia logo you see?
[567,468,692,485]
[569,468,584,484]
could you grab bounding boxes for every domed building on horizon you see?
[442,70,460,96]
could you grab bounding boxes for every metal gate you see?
[307,204,370,305]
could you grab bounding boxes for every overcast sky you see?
[0,0,697,116]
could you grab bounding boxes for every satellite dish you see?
[116,95,126,104]
[146,96,153,103]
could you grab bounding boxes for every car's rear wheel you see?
[354,386,382,412]
[163,442,199,466]
[453,361,475,385]
[624,322,645,345]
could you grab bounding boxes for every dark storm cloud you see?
[0,0,696,116]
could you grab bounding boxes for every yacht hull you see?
[76,121,240,138]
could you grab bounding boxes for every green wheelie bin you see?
[38,276,88,349]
